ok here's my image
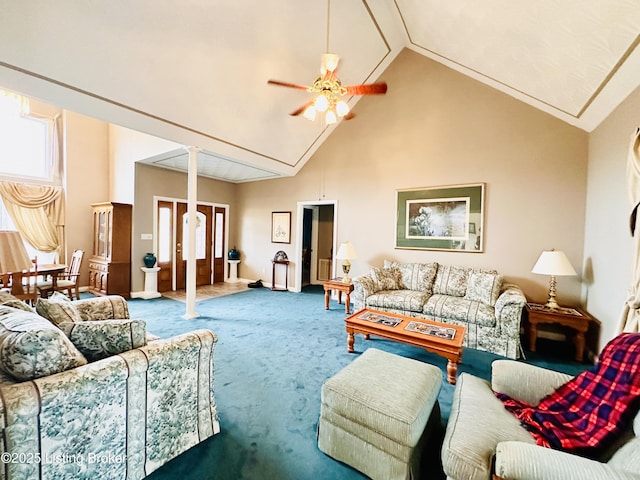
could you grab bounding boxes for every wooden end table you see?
[525,303,594,362]
[323,277,354,314]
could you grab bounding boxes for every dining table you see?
[36,263,67,295]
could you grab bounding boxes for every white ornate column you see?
[140,266,161,299]
[228,260,240,283]
[184,146,200,319]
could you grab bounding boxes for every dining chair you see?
[5,264,39,306]
[38,249,84,300]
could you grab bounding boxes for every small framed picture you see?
[271,211,291,244]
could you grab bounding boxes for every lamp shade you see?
[0,231,31,274]
[531,250,576,276]
[336,241,357,260]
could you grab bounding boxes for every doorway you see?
[156,198,228,293]
[297,201,337,291]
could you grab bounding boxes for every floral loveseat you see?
[352,261,526,358]
[0,292,219,480]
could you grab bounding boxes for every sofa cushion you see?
[36,292,83,326]
[0,306,87,381]
[384,260,438,293]
[465,272,503,306]
[370,266,403,291]
[366,290,427,313]
[59,319,147,361]
[433,265,470,297]
[0,292,34,312]
[424,294,496,327]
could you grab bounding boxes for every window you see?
[0,97,55,183]
[0,90,59,263]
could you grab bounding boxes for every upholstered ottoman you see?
[317,348,442,480]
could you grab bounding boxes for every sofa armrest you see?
[495,441,640,480]
[494,283,526,338]
[352,274,379,311]
[72,295,130,321]
[491,360,573,405]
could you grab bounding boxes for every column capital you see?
[184,145,203,155]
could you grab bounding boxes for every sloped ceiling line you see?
[576,34,640,118]
[0,60,290,168]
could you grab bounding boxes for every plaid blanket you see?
[495,333,640,452]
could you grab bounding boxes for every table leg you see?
[324,289,330,310]
[446,360,458,385]
[337,291,342,305]
[347,332,355,353]
[345,293,351,314]
[575,332,585,362]
[529,323,538,352]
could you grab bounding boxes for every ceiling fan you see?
[267,1,387,125]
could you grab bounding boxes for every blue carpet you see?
[125,286,589,480]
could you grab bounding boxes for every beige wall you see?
[131,163,238,293]
[584,84,640,346]
[64,110,110,287]
[236,48,589,304]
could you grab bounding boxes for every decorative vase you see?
[143,252,157,268]
[228,247,240,260]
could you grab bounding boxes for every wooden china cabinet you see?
[88,202,132,298]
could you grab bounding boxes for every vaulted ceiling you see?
[1,1,639,183]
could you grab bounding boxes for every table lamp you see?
[531,249,576,309]
[336,241,357,283]
[0,230,32,295]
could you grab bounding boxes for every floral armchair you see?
[0,293,220,480]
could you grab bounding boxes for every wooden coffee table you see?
[345,308,466,384]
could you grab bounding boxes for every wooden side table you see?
[323,277,355,314]
[525,303,594,362]
[271,260,289,291]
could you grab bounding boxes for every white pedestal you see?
[140,267,161,299]
[228,260,240,283]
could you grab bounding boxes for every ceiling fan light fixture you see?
[325,109,337,125]
[321,53,340,74]
[335,100,350,117]
[302,105,317,121]
[314,94,329,112]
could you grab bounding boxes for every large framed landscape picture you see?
[396,183,485,252]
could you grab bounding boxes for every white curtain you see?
[0,181,64,254]
[619,127,640,333]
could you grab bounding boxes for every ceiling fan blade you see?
[290,100,314,117]
[344,82,388,95]
[267,79,310,91]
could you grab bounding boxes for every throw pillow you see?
[0,306,87,381]
[465,272,503,306]
[385,260,438,293]
[58,319,147,362]
[36,293,82,326]
[0,292,34,312]
[370,266,403,291]
[433,265,470,297]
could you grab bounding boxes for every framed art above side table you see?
[271,211,291,244]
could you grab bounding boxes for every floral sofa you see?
[352,261,527,358]
[0,292,219,480]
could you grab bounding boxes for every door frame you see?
[294,200,338,292]
[153,195,230,291]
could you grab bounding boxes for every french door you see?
[156,200,226,292]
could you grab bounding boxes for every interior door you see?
[156,201,173,293]
[176,203,213,290]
